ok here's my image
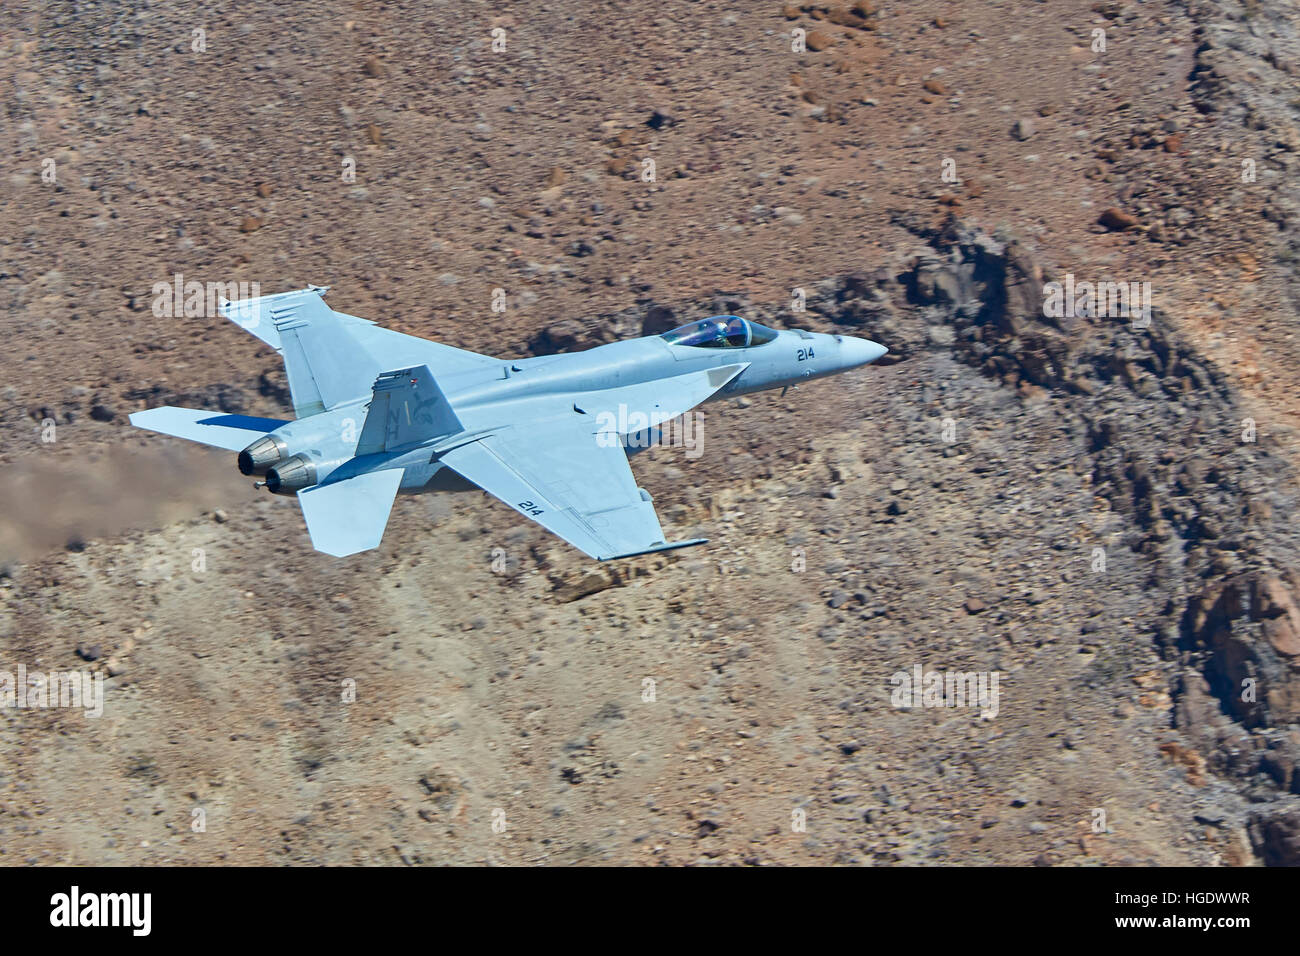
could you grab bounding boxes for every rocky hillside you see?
[2,0,1300,865]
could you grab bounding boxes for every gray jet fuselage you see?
[266,325,886,495]
[130,287,890,559]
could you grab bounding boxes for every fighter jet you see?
[130,286,887,559]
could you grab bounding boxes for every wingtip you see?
[599,538,708,561]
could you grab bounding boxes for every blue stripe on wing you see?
[195,414,286,432]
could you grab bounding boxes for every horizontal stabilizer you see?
[355,365,462,455]
[296,468,405,557]
[128,407,288,451]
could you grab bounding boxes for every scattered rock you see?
[1011,118,1035,141]
[604,155,635,177]
[641,304,678,336]
[1098,207,1139,231]
[529,319,596,354]
[805,30,834,52]
[1250,809,1300,866]
[552,568,619,603]
[1254,575,1300,658]
[1159,740,1208,786]
[646,109,675,130]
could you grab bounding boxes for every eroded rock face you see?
[1256,574,1300,660]
[517,215,1299,861]
[872,223,1300,863]
[902,223,1300,766]
[1250,808,1300,866]
[1182,571,1300,730]
[705,218,1300,834]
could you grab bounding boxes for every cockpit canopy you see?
[660,315,780,349]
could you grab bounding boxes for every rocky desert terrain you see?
[2,0,1300,865]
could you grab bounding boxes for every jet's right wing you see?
[436,362,752,560]
[439,421,704,561]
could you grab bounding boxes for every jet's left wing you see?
[439,422,705,561]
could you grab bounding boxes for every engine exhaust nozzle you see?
[238,435,289,476]
[265,454,317,495]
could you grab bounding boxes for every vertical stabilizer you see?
[355,365,462,455]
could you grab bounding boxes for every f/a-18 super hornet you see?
[130,286,887,559]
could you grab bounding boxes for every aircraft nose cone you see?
[840,336,888,367]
